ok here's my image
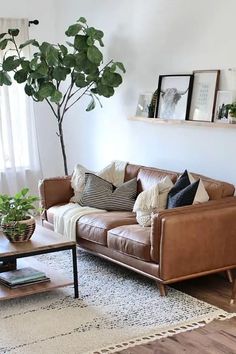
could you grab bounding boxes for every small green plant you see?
[226,102,236,118]
[0,188,38,225]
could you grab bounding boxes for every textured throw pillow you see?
[80,173,137,211]
[133,176,173,227]
[70,160,127,203]
[167,169,209,208]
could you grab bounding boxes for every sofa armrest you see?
[160,199,236,281]
[39,176,74,218]
[151,197,236,279]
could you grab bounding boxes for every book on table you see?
[0,267,50,288]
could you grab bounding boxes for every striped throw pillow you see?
[80,173,137,211]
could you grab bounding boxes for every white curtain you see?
[0,18,42,195]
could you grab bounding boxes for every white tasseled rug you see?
[0,250,234,354]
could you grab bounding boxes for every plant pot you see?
[1,216,36,243]
[228,113,236,124]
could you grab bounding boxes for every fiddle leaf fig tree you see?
[0,17,125,175]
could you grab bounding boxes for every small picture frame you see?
[188,70,220,122]
[155,74,194,120]
[136,92,154,117]
[214,90,233,122]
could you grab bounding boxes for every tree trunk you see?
[58,122,68,175]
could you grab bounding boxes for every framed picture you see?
[214,90,233,122]
[188,70,220,122]
[155,74,194,120]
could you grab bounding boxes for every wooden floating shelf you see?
[129,116,236,129]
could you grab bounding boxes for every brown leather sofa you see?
[39,163,236,295]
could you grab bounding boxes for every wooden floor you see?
[117,273,236,354]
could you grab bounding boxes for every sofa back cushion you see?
[137,168,178,193]
[124,164,235,200]
[184,173,235,200]
[124,164,142,182]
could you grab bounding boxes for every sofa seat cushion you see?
[77,211,137,246]
[108,225,151,262]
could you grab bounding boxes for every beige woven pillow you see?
[70,161,127,203]
[133,176,173,227]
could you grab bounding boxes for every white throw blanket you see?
[54,203,106,241]
[54,160,127,240]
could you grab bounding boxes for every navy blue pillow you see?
[167,170,200,208]
[167,180,200,208]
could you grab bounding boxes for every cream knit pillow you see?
[133,176,173,227]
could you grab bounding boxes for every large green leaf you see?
[0,39,8,50]
[74,73,87,88]
[102,69,122,87]
[86,94,95,111]
[0,71,12,86]
[0,33,7,40]
[21,60,30,71]
[77,17,87,24]
[14,69,28,83]
[87,46,103,65]
[38,82,56,99]
[62,54,76,68]
[50,89,63,103]
[2,56,20,71]
[65,23,82,37]
[30,57,38,70]
[74,35,88,51]
[19,39,39,49]
[96,82,114,97]
[52,66,70,81]
[46,46,59,66]
[58,44,68,57]
[37,62,49,76]
[8,28,19,37]
[115,61,126,73]
[24,84,35,96]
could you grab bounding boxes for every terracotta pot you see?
[1,216,36,243]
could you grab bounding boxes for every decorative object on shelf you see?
[188,70,220,122]
[0,18,125,175]
[0,188,38,242]
[136,92,154,117]
[226,102,236,124]
[214,90,232,122]
[155,74,193,120]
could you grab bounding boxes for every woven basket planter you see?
[1,216,36,243]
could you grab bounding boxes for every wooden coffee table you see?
[0,225,78,300]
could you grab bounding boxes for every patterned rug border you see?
[91,311,236,354]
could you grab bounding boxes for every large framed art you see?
[155,74,194,120]
[188,70,220,122]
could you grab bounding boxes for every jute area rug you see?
[0,250,234,354]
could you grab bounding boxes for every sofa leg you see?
[157,282,167,296]
[230,279,236,305]
[226,269,234,283]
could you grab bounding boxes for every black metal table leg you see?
[72,245,79,298]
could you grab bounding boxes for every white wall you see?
[0,0,62,177]
[53,0,236,184]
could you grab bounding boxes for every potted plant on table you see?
[226,102,236,124]
[0,188,39,242]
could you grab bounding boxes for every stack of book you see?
[0,267,50,288]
